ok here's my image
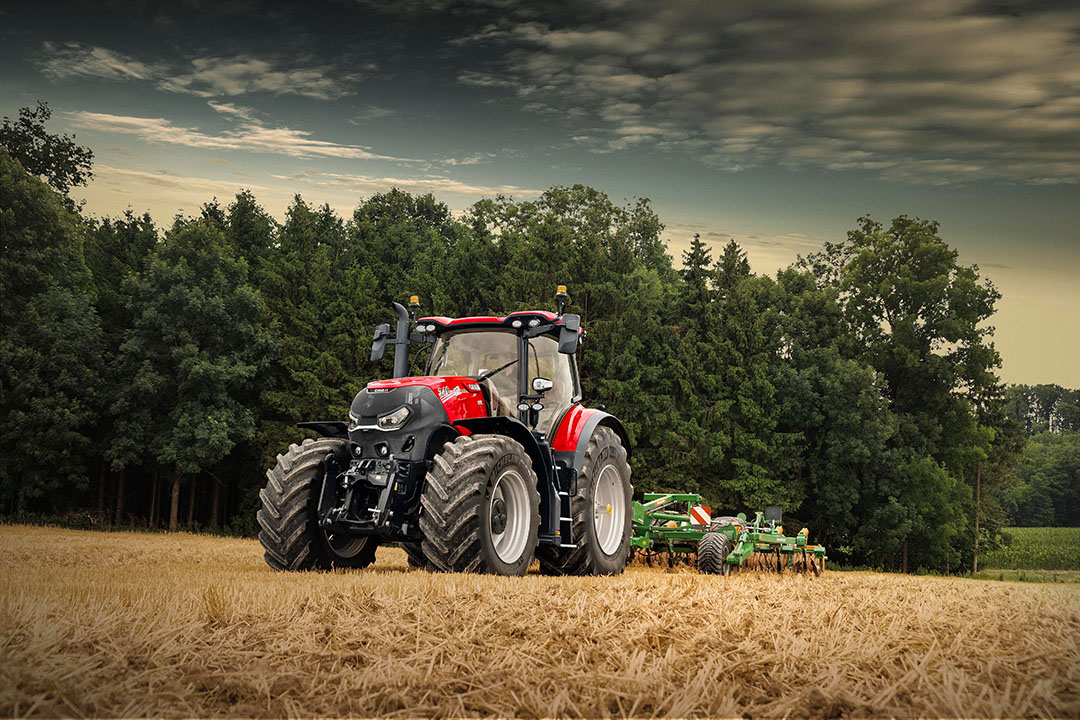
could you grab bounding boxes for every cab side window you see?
[529,335,576,433]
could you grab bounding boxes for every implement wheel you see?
[258,438,378,571]
[697,532,733,575]
[537,426,633,576]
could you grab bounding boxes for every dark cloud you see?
[451,0,1080,185]
[16,1,1080,186]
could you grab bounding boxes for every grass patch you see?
[972,568,1080,584]
[982,526,1080,570]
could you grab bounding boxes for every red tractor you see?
[257,287,633,575]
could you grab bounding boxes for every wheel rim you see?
[592,463,625,555]
[489,468,530,564]
[324,531,369,559]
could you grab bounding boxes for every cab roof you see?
[418,310,565,330]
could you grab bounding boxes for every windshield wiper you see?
[476,359,518,383]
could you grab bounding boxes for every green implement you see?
[630,493,827,575]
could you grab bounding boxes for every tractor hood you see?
[361,376,488,423]
[347,376,488,461]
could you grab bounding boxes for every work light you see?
[378,405,411,430]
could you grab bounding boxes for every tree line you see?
[2,104,1076,572]
[998,385,1079,527]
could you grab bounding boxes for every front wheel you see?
[420,434,540,575]
[537,425,633,575]
[257,438,378,571]
[402,542,432,571]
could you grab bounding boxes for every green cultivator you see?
[630,493,826,575]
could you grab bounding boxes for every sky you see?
[2,0,1078,386]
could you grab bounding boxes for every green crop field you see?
[982,527,1080,571]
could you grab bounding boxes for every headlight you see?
[377,405,411,430]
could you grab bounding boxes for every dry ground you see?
[1,526,1078,718]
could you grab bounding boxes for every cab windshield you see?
[428,329,577,432]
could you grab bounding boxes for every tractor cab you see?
[422,311,581,435]
[369,286,583,435]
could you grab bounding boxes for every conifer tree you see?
[260,197,381,460]
[84,210,158,519]
[116,216,271,529]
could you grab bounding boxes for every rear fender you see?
[551,407,631,473]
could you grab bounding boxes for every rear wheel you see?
[257,438,378,571]
[537,425,633,576]
[420,434,540,575]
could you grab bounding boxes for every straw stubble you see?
[1,526,1077,717]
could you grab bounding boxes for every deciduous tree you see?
[0,149,103,511]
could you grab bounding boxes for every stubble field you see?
[1,525,1078,718]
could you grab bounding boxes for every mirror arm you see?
[523,323,556,339]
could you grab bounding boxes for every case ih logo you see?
[438,385,468,401]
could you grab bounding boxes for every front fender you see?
[296,421,349,439]
[453,416,553,483]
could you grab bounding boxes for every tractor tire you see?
[420,434,540,575]
[257,438,378,571]
[402,542,431,570]
[697,532,733,575]
[537,425,633,576]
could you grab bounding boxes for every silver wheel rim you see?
[324,532,368,559]
[489,468,530,564]
[593,463,625,555]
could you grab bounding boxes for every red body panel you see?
[419,310,562,327]
[551,405,603,453]
[420,315,503,326]
[366,376,489,423]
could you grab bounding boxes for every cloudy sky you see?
[2,0,1078,385]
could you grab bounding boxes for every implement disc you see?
[791,551,823,575]
[747,550,784,572]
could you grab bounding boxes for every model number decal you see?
[438,386,468,401]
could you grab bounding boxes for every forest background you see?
[3,103,1077,572]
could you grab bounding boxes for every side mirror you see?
[558,313,581,354]
[370,323,390,362]
[532,377,553,393]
